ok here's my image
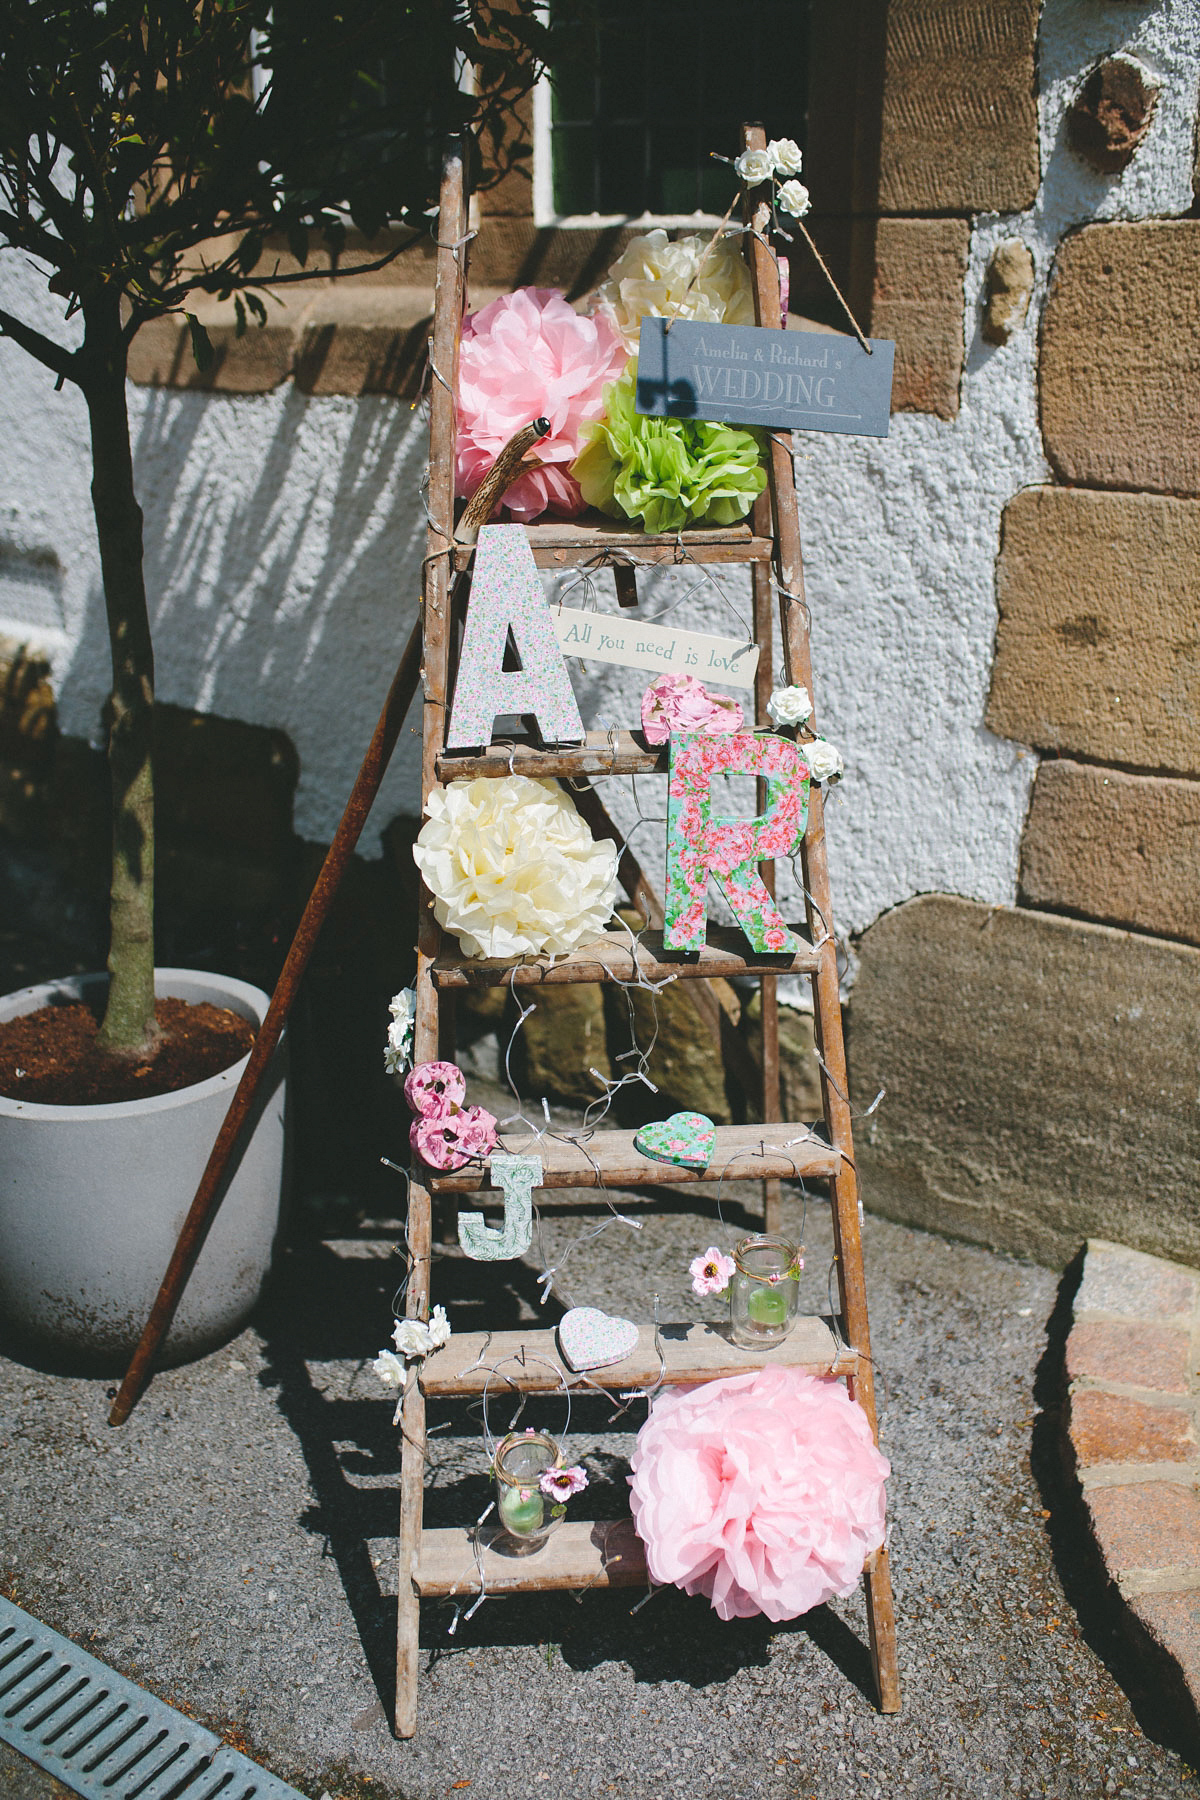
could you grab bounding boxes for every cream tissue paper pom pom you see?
[413,775,620,960]
[590,228,755,351]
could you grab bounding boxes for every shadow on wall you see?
[57,381,430,843]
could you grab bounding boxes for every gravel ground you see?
[2,1162,1198,1800]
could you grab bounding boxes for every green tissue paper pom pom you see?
[573,358,768,534]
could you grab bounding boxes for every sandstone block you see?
[738,991,823,1124]
[1021,761,1200,946]
[128,316,296,393]
[292,321,430,398]
[867,219,968,419]
[1075,1239,1200,1323]
[1066,1319,1191,1394]
[1069,1390,1195,1468]
[1087,1483,1200,1575]
[806,0,1039,214]
[514,983,611,1111]
[291,288,437,397]
[848,896,1200,1268]
[988,486,1200,775]
[616,977,734,1127]
[879,0,1040,211]
[1041,222,1200,495]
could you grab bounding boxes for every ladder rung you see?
[427,1122,838,1193]
[451,514,773,573]
[431,925,820,989]
[415,1522,880,1601]
[419,1319,857,1398]
[415,1519,647,1597]
[436,728,663,781]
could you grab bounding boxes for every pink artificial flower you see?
[455,287,627,523]
[539,1465,589,1500]
[690,1246,736,1297]
[641,674,744,746]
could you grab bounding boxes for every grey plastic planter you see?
[0,968,287,1372]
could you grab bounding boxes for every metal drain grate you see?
[0,1597,308,1800]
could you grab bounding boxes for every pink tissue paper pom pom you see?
[641,674,745,746]
[628,1367,889,1622]
[455,287,627,524]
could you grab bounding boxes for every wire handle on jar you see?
[480,1352,573,1460]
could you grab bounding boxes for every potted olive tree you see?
[0,0,551,1367]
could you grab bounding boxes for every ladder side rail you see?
[398,136,470,1741]
[741,147,785,1234]
[740,121,900,1717]
[738,126,878,1433]
[751,490,783,1233]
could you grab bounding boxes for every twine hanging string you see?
[709,152,874,359]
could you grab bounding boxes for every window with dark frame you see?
[549,0,810,218]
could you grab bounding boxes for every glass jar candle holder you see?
[493,1430,561,1547]
[729,1234,800,1349]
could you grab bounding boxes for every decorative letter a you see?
[445,524,584,749]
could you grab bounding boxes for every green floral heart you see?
[634,1111,716,1170]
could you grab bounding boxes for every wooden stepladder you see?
[395,128,900,1737]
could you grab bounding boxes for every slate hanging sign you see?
[635,317,895,438]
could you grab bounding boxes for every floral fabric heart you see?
[558,1307,641,1373]
[633,1111,717,1170]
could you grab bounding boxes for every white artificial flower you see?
[372,1348,407,1389]
[383,986,416,1075]
[767,138,803,177]
[413,775,619,959]
[801,737,844,783]
[734,147,774,186]
[767,684,813,728]
[777,180,811,220]
[589,229,755,351]
[391,1304,452,1361]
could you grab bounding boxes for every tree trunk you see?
[82,295,158,1058]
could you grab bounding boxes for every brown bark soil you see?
[0,998,255,1106]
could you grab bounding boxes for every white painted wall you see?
[0,0,1196,939]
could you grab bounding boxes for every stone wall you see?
[852,115,1200,1264]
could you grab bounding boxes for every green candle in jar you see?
[499,1484,545,1536]
[746,1282,789,1327]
